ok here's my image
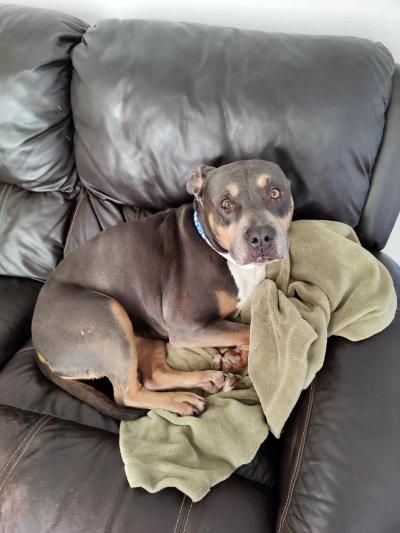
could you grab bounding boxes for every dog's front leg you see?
[169,319,249,372]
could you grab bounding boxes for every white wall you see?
[19,0,400,261]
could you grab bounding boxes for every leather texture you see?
[0,4,87,193]
[72,19,394,230]
[0,183,75,279]
[357,66,400,250]
[0,6,400,531]
[277,253,400,533]
[0,341,120,434]
[63,188,153,256]
[0,404,276,533]
[0,277,42,369]
[0,5,88,279]
[0,340,278,487]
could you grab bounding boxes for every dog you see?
[32,160,293,419]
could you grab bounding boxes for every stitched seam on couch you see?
[181,500,193,533]
[0,414,52,493]
[276,379,316,533]
[172,494,193,533]
[173,494,186,533]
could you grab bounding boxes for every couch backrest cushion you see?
[0,5,88,279]
[71,19,394,227]
[0,5,88,193]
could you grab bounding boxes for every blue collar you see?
[193,209,208,243]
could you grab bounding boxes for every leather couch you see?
[0,5,399,532]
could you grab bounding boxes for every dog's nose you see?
[245,226,274,250]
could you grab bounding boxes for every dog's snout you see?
[245,226,274,250]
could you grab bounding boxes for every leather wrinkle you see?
[277,380,316,533]
[0,185,14,228]
[64,189,88,254]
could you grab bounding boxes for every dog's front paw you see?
[170,392,208,416]
[214,347,244,372]
[221,372,239,392]
[199,370,239,393]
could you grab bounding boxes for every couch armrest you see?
[276,253,400,533]
[0,276,42,369]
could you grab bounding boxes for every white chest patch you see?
[226,261,266,315]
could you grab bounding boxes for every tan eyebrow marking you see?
[226,183,240,198]
[256,174,269,188]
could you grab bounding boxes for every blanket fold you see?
[120,220,397,502]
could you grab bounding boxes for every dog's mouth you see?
[231,237,288,266]
[248,252,284,265]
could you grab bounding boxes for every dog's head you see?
[187,159,293,266]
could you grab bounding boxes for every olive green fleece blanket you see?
[120,220,397,502]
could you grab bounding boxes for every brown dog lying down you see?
[32,160,293,419]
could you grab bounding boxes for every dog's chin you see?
[228,238,289,267]
[230,251,286,268]
[249,255,284,266]
[254,255,283,264]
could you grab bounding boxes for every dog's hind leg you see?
[32,282,207,417]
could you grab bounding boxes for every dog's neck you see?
[193,208,233,262]
[193,207,265,270]
[193,208,267,313]
[193,202,229,256]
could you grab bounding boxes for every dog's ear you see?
[186,164,216,197]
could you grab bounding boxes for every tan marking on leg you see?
[110,299,135,337]
[257,174,269,187]
[215,290,238,318]
[108,300,141,404]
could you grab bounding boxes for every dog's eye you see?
[220,199,233,210]
[270,188,281,200]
